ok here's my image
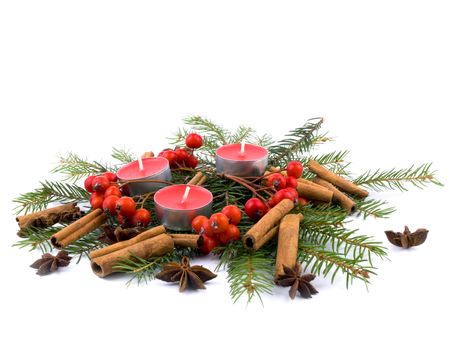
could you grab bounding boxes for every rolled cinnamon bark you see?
[274,214,301,279]
[243,199,294,250]
[91,233,174,277]
[264,170,333,203]
[89,225,166,259]
[141,151,155,158]
[51,209,107,248]
[188,172,204,185]
[247,226,279,251]
[16,203,82,237]
[308,160,369,198]
[312,177,356,213]
[188,171,207,186]
[169,233,203,248]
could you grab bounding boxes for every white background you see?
[1,1,466,349]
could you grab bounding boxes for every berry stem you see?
[221,173,269,203]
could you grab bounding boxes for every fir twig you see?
[227,248,275,304]
[298,243,374,288]
[51,153,114,182]
[355,199,396,219]
[13,226,61,253]
[13,181,90,214]
[111,147,135,164]
[354,163,443,191]
[64,230,105,263]
[269,117,325,166]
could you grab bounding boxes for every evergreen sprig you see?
[111,147,135,164]
[52,153,115,182]
[13,226,61,253]
[64,230,105,263]
[355,199,396,219]
[298,243,374,287]
[268,117,325,166]
[226,248,275,304]
[354,163,443,191]
[13,181,89,215]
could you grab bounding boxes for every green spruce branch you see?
[111,147,135,164]
[13,226,61,253]
[300,226,387,265]
[268,117,325,166]
[298,243,374,288]
[64,230,105,263]
[13,181,90,215]
[52,153,115,182]
[354,163,443,191]
[226,248,275,304]
[355,199,396,219]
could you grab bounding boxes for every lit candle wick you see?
[240,141,246,155]
[181,186,191,204]
[138,155,144,172]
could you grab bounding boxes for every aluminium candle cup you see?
[116,157,172,196]
[215,144,268,177]
[154,184,213,232]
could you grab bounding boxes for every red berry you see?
[84,175,96,193]
[219,224,241,245]
[132,208,151,227]
[221,205,242,225]
[286,187,299,201]
[185,133,203,149]
[175,148,190,162]
[161,150,177,167]
[244,198,269,222]
[209,213,229,235]
[104,185,122,198]
[102,195,120,215]
[267,199,276,208]
[184,155,198,169]
[267,173,287,190]
[103,172,118,183]
[92,175,110,193]
[272,189,296,205]
[90,192,105,210]
[185,155,198,169]
[297,197,310,206]
[192,215,209,234]
[286,161,304,178]
[116,196,137,218]
[199,234,218,255]
[285,176,298,189]
[202,219,217,238]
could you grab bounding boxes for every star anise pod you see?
[385,226,429,248]
[30,251,72,276]
[98,224,118,245]
[155,256,217,292]
[276,264,318,299]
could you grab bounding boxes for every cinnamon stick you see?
[243,199,294,250]
[274,214,301,279]
[264,170,333,203]
[308,160,369,198]
[188,171,207,186]
[91,233,174,277]
[51,209,107,248]
[89,225,166,259]
[246,226,279,251]
[312,177,356,213]
[141,151,155,158]
[16,203,82,237]
[169,233,203,248]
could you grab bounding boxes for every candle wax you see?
[216,143,268,161]
[154,184,213,210]
[117,157,169,180]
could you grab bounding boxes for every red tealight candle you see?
[216,143,268,177]
[154,184,213,231]
[117,157,171,195]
